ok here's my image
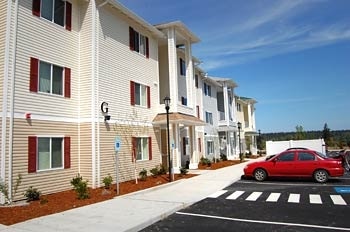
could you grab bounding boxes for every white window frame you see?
[40,0,66,27]
[180,58,186,76]
[206,111,213,125]
[135,137,149,161]
[134,82,147,107]
[204,83,211,96]
[207,140,214,156]
[39,60,64,96]
[237,103,242,112]
[37,136,64,171]
[133,30,147,56]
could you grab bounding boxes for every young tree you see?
[322,123,332,146]
[295,125,306,140]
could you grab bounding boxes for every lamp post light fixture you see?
[237,122,242,162]
[164,96,172,182]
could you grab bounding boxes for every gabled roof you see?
[236,96,257,104]
[210,77,238,88]
[105,0,165,39]
[155,21,200,44]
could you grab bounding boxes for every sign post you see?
[114,137,121,195]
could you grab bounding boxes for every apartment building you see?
[0,0,257,203]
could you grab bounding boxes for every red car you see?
[244,148,344,183]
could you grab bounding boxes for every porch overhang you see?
[217,126,236,132]
[244,131,259,136]
[153,113,206,126]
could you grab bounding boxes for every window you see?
[180,58,186,76]
[133,137,152,161]
[207,141,214,155]
[195,74,198,88]
[129,27,149,58]
[196,105,200,118]
[198,138,201,152]
[32,0,72,31]
[30,58,71,98]
[130,81,150,108]
[276,152,295,161]
[298,152,315,161]
[181,96,187,106]
[28,136,70,173]
[204,83,211,96]
[205,111,213,125]
[237,103,241,112]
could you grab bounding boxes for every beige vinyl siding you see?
[11,119,78,201]
[78,123,93,183]
[13,1,79,118]
[97,6,159,121]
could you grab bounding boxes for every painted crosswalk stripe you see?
[246,192,263,201]
[288,194,300,203]
[266,193,281,202]
[208,190,228,198]
[330,195,347,205]
[309,194,322,204]
[226,191,245,200]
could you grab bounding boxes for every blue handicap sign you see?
[115,137,121,152]
[334,187,350,193]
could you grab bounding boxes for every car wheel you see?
[313,169,328,183]
[254,168,267,181]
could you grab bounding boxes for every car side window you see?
[298,152,315,161]
[276,152,295,161]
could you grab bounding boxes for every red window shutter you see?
[32,0,41,17]
[28,136,37,173]
[30,57,39,92]
[132,137,136,162]
[146,37,149,58]
[64,67,71,98]
[130,81,135,105]
[198,138,201,152]
[65,1,72,31]
[147,86,151,108]
[64,137,71,169]
[129,27,135,51]
[148,137,152,160]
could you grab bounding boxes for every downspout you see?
[1,0,13,204]
[8,0,20,202]
[91,0,97,188]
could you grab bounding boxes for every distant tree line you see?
[258,123,350,149]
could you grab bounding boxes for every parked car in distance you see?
[244,148,344,183]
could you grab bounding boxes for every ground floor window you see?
[133,137,152,161]
[38,137,63,170]
[207,141,214,156]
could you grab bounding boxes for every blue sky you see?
[118,0,350,133]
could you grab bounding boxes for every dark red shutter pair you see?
[129,27,149,58]
[30,58,71,98]
[28,137,70,173]
[32,0,72,31]
[131,137,152,162]
[130,81,150,108]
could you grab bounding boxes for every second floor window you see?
[205,111,213,125]
[237,103,242,112]
[130,81,150,108]
[204,83,211,96]
[32,0,72,31]
[129,27,149,58]
[180,58,186,76]
[195,74,198,88]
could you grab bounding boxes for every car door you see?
[295,151,317,176]
[269,152,296,176]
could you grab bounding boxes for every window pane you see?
[134,31,139,52]
[51,138,63,168]
[141,85,146,106]
[139,35,146,55]
[39,61,51,93]
[142,138,149,160]
[41,0,53,21]
[54,0,65,26]
[136,138,142,160]
[52,65,63,95]
[135,83,141,105]
[38,138,50,170]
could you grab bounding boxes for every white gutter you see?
[91,0,97,188]
[8,0,20,203]
[1,0,13,204]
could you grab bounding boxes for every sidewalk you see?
[0,160,252,232]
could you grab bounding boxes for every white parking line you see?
[208,190,228,198]
[176,211,350,231]
[288,194,300,203]
[226,191,245,200]
[266,193,281,202]
[309,194,322,204]
[330,195,347,205]
[246,192,263,201]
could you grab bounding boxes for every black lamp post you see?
[237,122,242,162]
[164,96,172,182]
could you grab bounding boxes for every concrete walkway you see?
[0,160,255,232]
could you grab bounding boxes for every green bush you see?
[158,164,167,175]
[180,166,188,175]
[0,179,10,204]
[139,169,147,181]
[150,167,159,177]
[102,174,113,189]
[200,157,212,166]
[70,174,90,199]
[24,186,41,201]
[220,154,228,161]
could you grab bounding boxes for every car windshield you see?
[316,151,327,158]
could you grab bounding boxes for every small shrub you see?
[70,174,90,199]
[220,154,227,161]
[213,157,220,163]
[102,174,113,189]
[139,169,147,181]
[150,167,159,177]
[24,186,41,202]
[180,166,188,175]
[0,179,10,204]
[200,157,212,166]
[158,164,167,175]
